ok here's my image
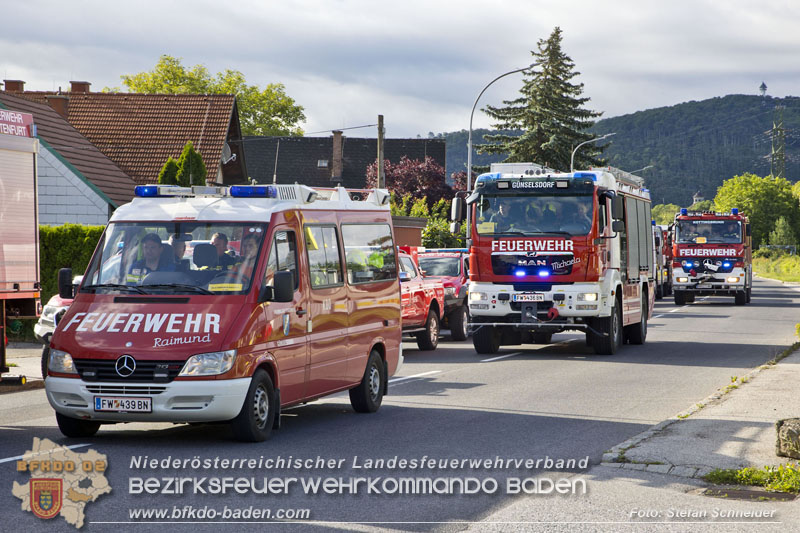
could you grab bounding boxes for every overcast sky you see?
[2,1,799,138]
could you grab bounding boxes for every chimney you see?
[70,81,91,93]
[3,80,25,92]
[331,130,343,182]
[46,94,69,119]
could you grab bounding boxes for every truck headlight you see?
[49,349,78,375]
[444,287,456,297]
[677,277,688,283]
[470,292,487,301]
[179,350,237,376]
[577,293,598,301]
[42,305,59,319]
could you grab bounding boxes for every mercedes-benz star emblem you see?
[115,355,136,377]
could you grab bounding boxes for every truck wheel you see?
[231,369,276,442]
[473,326,500,354]
[416,310,440,350]
[735,291,747,306]
[41,345,50,381]
[349,351,385,413]
[449,306,469,341]
[746,286,752,303]
[532,332,552,344]
[56,412,100,438]
[592,303,622,355]
[686,293,695,303]
[674,291,686,306]
[655,283,663,300]
[624,294,648,345]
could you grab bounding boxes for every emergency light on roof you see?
[680,208,688,215]
[652,220,656,225]
[731,208,739,215]
[229,185,278,198]
[134,185,194,197]
[572,172,597,180]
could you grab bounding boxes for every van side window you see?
[341,224,397,284]
[304,225,344,288]
[265,230,299,289]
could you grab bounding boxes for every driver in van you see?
[127,233,174,284]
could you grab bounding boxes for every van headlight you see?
[444,287,456,297]
[179,350,237,376]
[470,292,487,301]
[577,293,598,301]
[49,349,78,375]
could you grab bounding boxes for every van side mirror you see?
[58,268,74,299]
[451,197,465,222]
[449,222,461,234]
[612,220,625,233]
[612,196,624,220]
[272,271,294,302]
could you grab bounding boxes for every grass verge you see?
[704,464,800,494]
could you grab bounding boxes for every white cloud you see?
[2,0,799,137]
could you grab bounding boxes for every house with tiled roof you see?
[0,89,135,225]
[242,131,445,188]
[5,80,247,187]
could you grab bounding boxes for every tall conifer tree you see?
[478,27,604,171]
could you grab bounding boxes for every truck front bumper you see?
[45,376,250,423]
[673,269,746,295]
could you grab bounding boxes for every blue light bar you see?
[572,172,597,180]
[230,185,277,198]
[722,262,732,268]
[731,208,739,215]
[135,185,160,197]
[680,208,688,215]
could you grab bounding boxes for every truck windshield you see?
[676,220,742,244]
[418,256,461,277]
[474,195,593,236]
[83,222,267,295]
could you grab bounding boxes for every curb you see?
[600,347,800,480]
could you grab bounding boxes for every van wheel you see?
[41,345,50,381]
[349,351,384,413]
[231,369,276,442]
[416,310,440,350]
[532,332,552,344]
[735,291,747,306]
[592,303,622,355]
[473,326,500,354]
[624,294,648,345]
[56,413,100,438]
[449,306,469,341]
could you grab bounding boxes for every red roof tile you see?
[0,91,135,206]
[22,92,237,186]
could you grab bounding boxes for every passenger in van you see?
[127,233,174,284]
[211,232,237,269]
[168,233,191,272]
[233,233,259,280]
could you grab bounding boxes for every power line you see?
[304,123,378,135]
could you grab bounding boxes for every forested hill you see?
[437,95,800,205]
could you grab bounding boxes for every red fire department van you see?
[452,166,654,355]
[671,208,752,305]
[45,184,402,441]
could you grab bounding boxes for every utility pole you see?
[770,105,786,179]
[377,115,385,189]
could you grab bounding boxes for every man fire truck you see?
[451,165,654,356]
[671,208,752,306]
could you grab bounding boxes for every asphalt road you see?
[1,278,798,532]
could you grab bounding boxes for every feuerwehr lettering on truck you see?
[679,248,737,257]
[62,313,221,347]
[492,240,574,253]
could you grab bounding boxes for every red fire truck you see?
[452,166,654,355]
[671,208,752,305]
[46,184,402,441]
[652,222,672,299]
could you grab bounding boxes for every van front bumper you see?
[45,377,250,423]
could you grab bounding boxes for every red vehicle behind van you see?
[45,185,402,441]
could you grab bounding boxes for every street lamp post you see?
[467,63,538,191]
[570,132,616,173]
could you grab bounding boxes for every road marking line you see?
[481,352,522,363]
[652,314,664,318]
[389,370,441,383]
[0,444,91,464]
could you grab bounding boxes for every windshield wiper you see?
[83,283,147,294]
[142,284,215,295]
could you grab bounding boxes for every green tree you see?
[769,216,797,246]
[652,203,681,225]
[792,181,800,201]
[175,141,207,186]
[157,157,179,185]
[689,200,714,211]
[409,197,430,218]
[714,173,800,248]
[119,55,306,136]
[422,218,465,248]
[478,27,603,171]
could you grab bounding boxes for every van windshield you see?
[83,222,267,295]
